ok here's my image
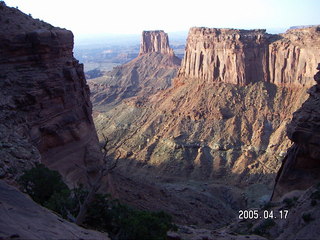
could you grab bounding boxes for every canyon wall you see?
[178,27,270,85]
[178,26,320,86]
[139,30,174,56]
[269,27,320,86]
[0,3,101,183]
[272,65,320,200]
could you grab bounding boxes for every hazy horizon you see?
[4,0,319,39]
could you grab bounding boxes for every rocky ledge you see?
[272,64,320,199]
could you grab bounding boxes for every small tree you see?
[18,163,69,205]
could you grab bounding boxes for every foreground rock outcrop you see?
[0,2,101,183]
[178,26,320,86]
[0,180,109,239]
[272,64,320,200]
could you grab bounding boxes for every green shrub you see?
[85,194,176,240]
[19,165,176,239]
[18,163,69,205]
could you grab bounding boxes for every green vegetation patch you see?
[18,164,176,240]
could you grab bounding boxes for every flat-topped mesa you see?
[178,26,320,86]
[139,30,174,56]
[269,26,320,86]
[178,27,270,85]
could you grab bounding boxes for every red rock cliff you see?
[0,3,101,183]
[269,26,320,86]
[139,30,174,56]
[178,26,320,86]
[178,27,270,85]
[272,64,320,200]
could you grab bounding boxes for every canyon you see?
[91,26,320,233]
[1,0,320,239]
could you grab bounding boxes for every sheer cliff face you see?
[178,28,269,85]
[272,66,320,200]
[269,27,320,86]
[139,30,174,56]
[0,3,100,182]
[178,26,320,86]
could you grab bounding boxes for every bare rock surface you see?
[178,28,270,85]
[178,26,320,86]
[89,30,181,109]
[0,180,109,240]
[227,184,320,240]
[90,52,181,109]
[273,65,320,199]
[0,2,101,184]
[139,30,175,56]
[269,27,320,86]
[92,26,320,228]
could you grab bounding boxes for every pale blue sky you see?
[4,0,320,36]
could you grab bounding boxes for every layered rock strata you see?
[178,28,270,85]
[139,30,174,56]
[178,26,320,86]
[90,31,181,109]
[0,3,101,183]
[272,65,320,199]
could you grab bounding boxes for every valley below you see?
[1,1,320,239]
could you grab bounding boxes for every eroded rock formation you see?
[269,27,320,86]
[90,30,181,108]
[0,2,101,183]
[272,64,320,200]
[178,26,320,86]
[139,30,174,56]
[178,28,270,85]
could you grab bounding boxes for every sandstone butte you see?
[89,30,181,108]
[178,27,320,86]
[139,30,175,56]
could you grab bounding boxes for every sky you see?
[4,0,320,37]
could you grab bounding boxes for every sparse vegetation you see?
[19,164,176,240]
[18,163,69,205]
